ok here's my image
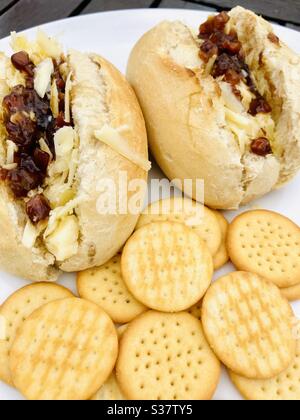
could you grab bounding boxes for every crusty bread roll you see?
[127,6,300,209]
[0,32,148,282]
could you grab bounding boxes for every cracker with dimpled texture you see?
[230,340,300,400]
[202,272,296,379]
[77,254,147,324]
[122,222,213,312]
[227,210,300,288]
[136,197,222,256]
[211,211,230,270]
[10,298,118,400]
[116,311,221,400]
[0,283,73,386]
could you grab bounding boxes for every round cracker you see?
[10,297,118,400]
[77,254,147,324]
[202,271,296,379]
[281,283,300,302]
[227,210,300,288]
[116,311,221,400]
[136,197,222,256]
[91,372,125,400]
[188,301,202,321]
[230,340,300,400]
[212,211,229,270]
[122,222,213,312]
[0,283,73,386]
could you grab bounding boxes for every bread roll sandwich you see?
[127,6,300,209]
[0,31,149,282]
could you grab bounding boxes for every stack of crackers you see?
[0,197,299,400]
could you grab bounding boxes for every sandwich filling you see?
[198,12,275,157]
[0,32,80,262]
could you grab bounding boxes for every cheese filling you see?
[220,81,275,154]
[198,12,275,157]
[0,31,80,262]
[94,125,151,172]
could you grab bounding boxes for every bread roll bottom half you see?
[127,6,300,209]
[0,31,149,282]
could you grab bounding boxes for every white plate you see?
[0,9,299,401]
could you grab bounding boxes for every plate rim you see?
[1,7,299,44]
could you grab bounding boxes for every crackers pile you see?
[0,199,299,400]
[137,197,229,270]
[77,254,147,324]
[230,340,300,400]
[11,298,118,400]
[0,283,73,386]
[122,222,213,312]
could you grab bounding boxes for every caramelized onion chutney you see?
[199,12,273,157]
[251,137,272,157]
[1,51,72,224]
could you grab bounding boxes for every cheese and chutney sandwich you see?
[127,7,300,209]
[0,31,149,282]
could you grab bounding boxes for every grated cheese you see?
[50,79,59,117]
[44,185,75,208]
[64,72,72,123]
[34,58,54,98]
[2,163,17,170]
[11,30,62,65]
[10,32,32,55]
[44,215,79,262]
[225,108,253,131]
[94,125,151,172]
[39,138,53,160]
[220,82,244,113]
[22,221,39,248]
[204,54,217,77]
[36,29,62,60]
[6,140,18,165]
[44,198,81,238]
[54,127,75,157]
